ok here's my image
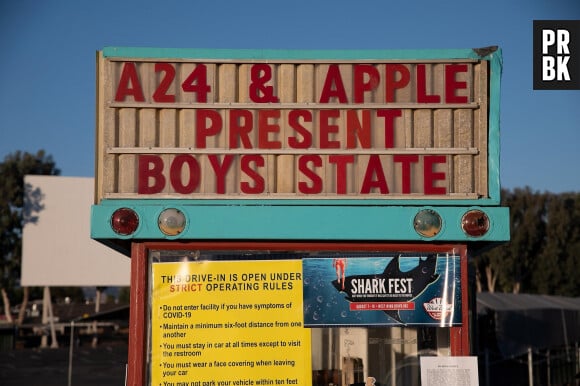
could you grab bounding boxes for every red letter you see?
[169,155,200,194]
[346,110,371,149]
[423,155,447,195]
[417,64,441,103]
[258,110,281,149]
[288,110,313,149]
[329,155,354,194]
[394,155,419,194]
[298,155,323,194]
[319,65,348,103]
[115,62,145,102]
[229,109,254,149]
[153,63,176,103]
[360,155,389,194]
[138,155,165,194]
[249,64,279,103]
[208,155,234,194]
[241,155,265,194]
[385,64,410,102]
[181,64,210,102]
[376,109,401,148]
[354,64,379,103]
[319,110,341,149]
[196,110,222,148]
[445,64,468,103]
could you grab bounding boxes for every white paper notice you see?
[420,356,479,386]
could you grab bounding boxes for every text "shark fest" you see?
[351,278,413,295]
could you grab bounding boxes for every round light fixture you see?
[461,210,490,237]
[158,208,186,236]
[111,208,139,235]
[413,209,442,237]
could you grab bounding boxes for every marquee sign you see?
[96,48,496,202]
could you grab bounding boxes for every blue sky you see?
[1,0,578,193]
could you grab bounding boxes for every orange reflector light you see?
[461,210,490,237]
[158,208,186,236]
[111,208,139,235]
[413,209,442,237]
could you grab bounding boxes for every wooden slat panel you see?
[97,54,117,198]
[296,64,314,103]
[96,56,491,201]
[218,63,237,103]
[434,109,454,191]
[159,109,177,195]
[118,108,137,193]
[474,61,488,197]
[453,109,474,193]
[277,64,296,193]
[179,110,195,148]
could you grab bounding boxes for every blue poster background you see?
[303,253,462,327]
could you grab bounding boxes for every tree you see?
[0,150,60,323]
[473,188,546,293]
[473,188,580,296]
[499,187,547,293]
[472,188,516,293]
[533,192,580,296]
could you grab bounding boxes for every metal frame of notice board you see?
[125,241,469,386]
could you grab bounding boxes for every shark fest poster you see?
[303,252,462,327]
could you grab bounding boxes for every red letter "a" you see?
[115,62,145,102]
[319,65,348,103]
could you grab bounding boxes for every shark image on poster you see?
[303,253,461,327]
